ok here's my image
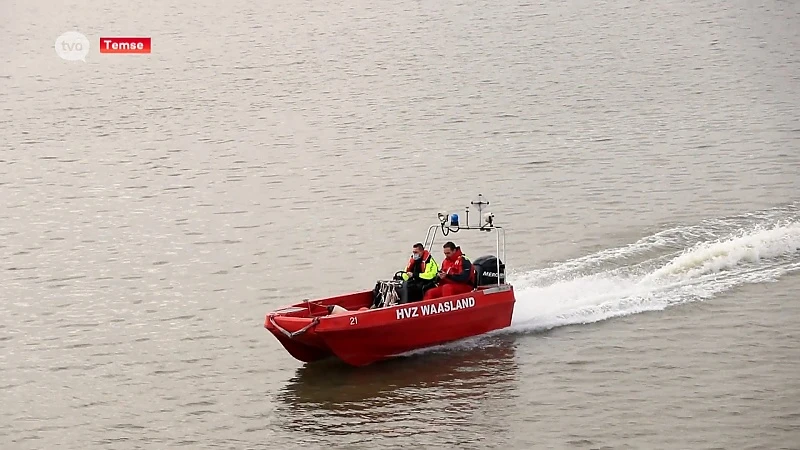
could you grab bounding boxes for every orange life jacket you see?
[440,247,476,285]
[406,250,431,274]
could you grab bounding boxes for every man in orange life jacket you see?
[422,241,475,301]
[397,242,439,304]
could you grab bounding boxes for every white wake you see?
[508,218,800,333]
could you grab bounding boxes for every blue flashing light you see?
[450,213,459,226]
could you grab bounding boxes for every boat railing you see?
[422,194,507,287]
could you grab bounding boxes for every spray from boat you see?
[509,203,800,333]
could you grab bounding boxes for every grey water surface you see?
[2,0,799,448]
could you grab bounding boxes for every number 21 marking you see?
[349,316,357,325]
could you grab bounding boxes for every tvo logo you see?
[55,31,90,62]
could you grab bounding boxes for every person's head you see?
[411,243,425,260]
[443,241,457,258]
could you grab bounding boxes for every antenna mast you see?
[470,194,490,229]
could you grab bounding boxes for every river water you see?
[2,0,799,448]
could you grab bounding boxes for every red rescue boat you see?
[264,194,515,367]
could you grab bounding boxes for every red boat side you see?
[264,285,515,366]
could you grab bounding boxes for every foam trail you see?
[515,202,800,287]
[645,223,800,281]
[508,221,800,334]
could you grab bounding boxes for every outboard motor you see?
[472,255,506,286]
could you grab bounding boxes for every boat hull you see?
[265,284,515,366]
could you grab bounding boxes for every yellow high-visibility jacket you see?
[402,251,439,281]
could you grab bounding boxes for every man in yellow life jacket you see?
[398,242,439,303]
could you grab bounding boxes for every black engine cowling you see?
[472,255,506,286]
